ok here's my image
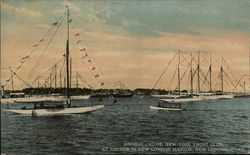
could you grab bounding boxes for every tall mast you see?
[209,52,212,92]
[10,67,14,91]
[76,72,79,91]
[54,64,57,88]
[190,52,193,95]
[220,56,224,92]
[243,75,246,92]
[59,69,62,88]
[65,6,70,104]
[177,50,181,95]
[197,51,200,93]
[70,57,72,89]
[38,76,40,88]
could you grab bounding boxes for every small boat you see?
[150,100,186,111]
[234,94,250,98]
[159,97,203,103]
[150,106,185,111]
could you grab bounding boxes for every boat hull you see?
[4,105,104,116]
[160,98,203,103]
[150,106,184,111]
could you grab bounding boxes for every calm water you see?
[1,97,250,154]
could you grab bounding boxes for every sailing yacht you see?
[4,6,104,116]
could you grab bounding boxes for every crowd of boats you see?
[1,91,249,115]
[1,6,249,116]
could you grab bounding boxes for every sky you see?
[1,0,249,92]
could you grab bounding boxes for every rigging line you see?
[71,23,105,77]
[25,22,63,84]
[192,66,198,77]
[223,58,240,84]
[179,62,191,84]
[36,58,64,81]
[186,70,191,91]
[77,73,93,88]
[224,75,232,91]
[169,66,178,90]
[26,16,65,82]
[180,53,189,65]
[200,67,210,88]
[31,76,40,86]
[11,70,33,88]
[78,74,93,88]
[200,55,210,65]
[233,75,244,91]
[224,71,236,88]
[25,17,65,85]
[71,41,104,85]
[14,13,66,73]
[70,14,105,76]
[152,52,178,89]
[199,68,210,88]
[174,62,191,90]
[212,71,221,90]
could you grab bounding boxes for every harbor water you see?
[1,97,249,154]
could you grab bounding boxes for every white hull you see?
[150,106,184,111]
[1,96,65,104]
[4,105,104,116]
[71,95,90,100]
[216,94,234,99]
[199,94,234,100]
[160,98,203,103]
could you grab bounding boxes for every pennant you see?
[69,19,72,23]
[94,74,99,78]
[101,82,104,86]
[6,79,10,82]
[74,33,80,36]
[33,44,39,47]
[22,56,30,60]
[88,59,91,62]
[52,22,58,26]
[76,40,82,44]
[39,39,44,42]
[63,54,66,57]
[91,67,96,71]
[81,53,88,58]
[80,48,86,51]
[16,65,21,70]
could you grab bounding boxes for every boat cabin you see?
[158,100,182,109]
[10,92,25,98]
[21,100,67,110]
[34,102,65,109]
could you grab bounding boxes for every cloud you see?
[34,24,50,29]
[2,2,43,18]
[52,9,65,15]
[122,20,140,27]
[62,1,80,12]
